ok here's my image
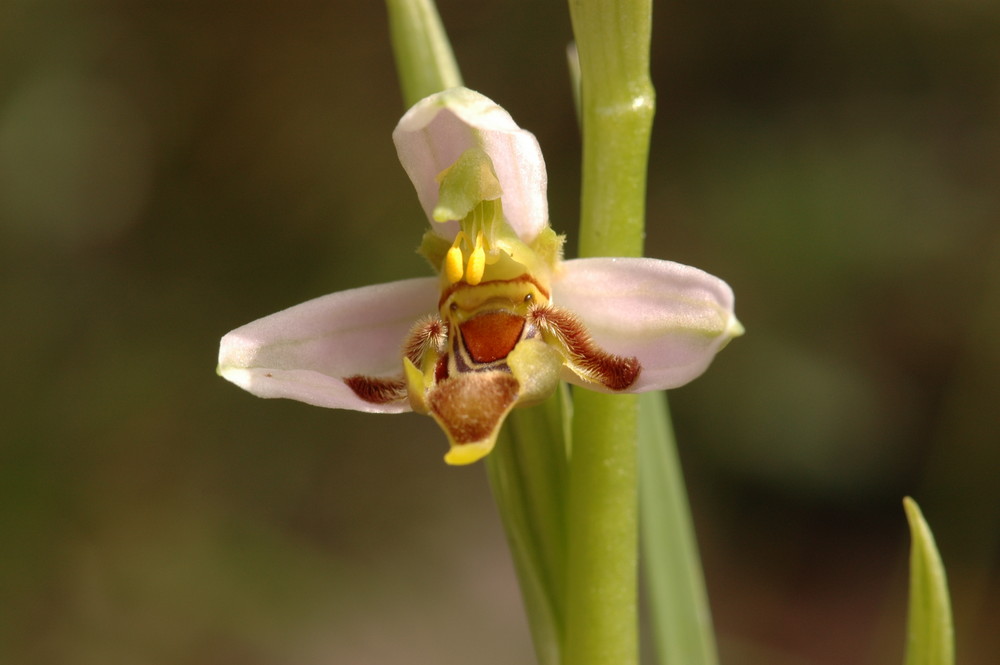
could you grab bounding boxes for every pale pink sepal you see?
[217,277,439,413]
[553,257,742,392]
[392,87,548,243]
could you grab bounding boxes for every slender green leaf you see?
[903,497,955,665]
[385,0,462,107]
[639,391,719,665]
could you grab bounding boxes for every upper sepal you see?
[392,87,549,243]
[552,257,743,392]
[217,277,439,413]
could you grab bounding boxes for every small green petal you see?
[529,226,566,272]
[417,228,451,271]
[403,356,428,414]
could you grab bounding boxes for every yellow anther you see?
[444,232,470,284]
[466,234,486,286]
[445,245,465,284]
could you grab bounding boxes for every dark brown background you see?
[2,1,997,663]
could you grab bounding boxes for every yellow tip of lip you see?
[443,440,494,465]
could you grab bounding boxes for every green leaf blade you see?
[386,0,462,107]
[903,497,955,665]
[639,391,719,665]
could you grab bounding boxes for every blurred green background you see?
[2,1,997,663]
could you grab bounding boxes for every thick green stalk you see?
[565,1,654,664]
[568,0,654,259]
[565,390,639,665]
[386,0,462,107]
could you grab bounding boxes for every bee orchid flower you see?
[218,87,742,465]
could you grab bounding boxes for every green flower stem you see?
[565,391,639,665]
[386,0,462,107]
[568,0,654,259]
[565,1,654,664]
